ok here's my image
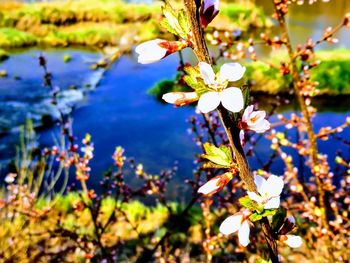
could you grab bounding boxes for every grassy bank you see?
[0,0,270,49]
[247,49,350,95]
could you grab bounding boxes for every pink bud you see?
[200,0,220,28]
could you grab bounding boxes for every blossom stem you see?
[184,0,278,261]
[272,2,334,262]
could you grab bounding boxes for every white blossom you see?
[197,62,245,113]
[283,235,303,248]
[219,212,251,247]
[135,39,168,64]
[247,174,284,209]
[241,105,270,133]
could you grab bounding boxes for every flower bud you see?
[135,39,188,64]
[200,0,220,28]
[197,172,233,196]
[162,92,199,106]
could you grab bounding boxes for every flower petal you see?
[197,92,220,113]
[162,92,198,106]
[197,177,221,195]
[261,175,284,198]
[247,111,266,126]
[135,39,167,64]
[254,175,265,194]
[198,62,216,85]
[239,130,245,147]
[242,105,254,122]
[219,87,244,113]
[219,63,246,82]
[219,214,243,235]
[284,235,302,248]
[238,220,250,247]
[264,196,280,209]
[250,119,270,133]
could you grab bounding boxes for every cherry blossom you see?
[281,234,303,248]
[240,105,270,133]
[197,62,245,113]
[247,174,284,209]
[162,62,245,113]
[219,211,251,247]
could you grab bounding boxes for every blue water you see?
[34,50,350,197]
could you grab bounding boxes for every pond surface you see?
[0,1,350,199]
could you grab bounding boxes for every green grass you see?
[220,2,272,30]
[0,28,37,48]
[247,49,350,95]
[0,0,270,49]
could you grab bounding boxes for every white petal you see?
[197,178,221,195]
[239,130,245,146]
[287,215,295,225]
[254,175,265,194]
[249,119,270,133]
[219,214,243,235]
[219,87,244,113]
[197,92,220,113]
[135,39,167,64]
[219,63,246,82]
[247,191,263,204]
[242,105,254,122]
[284,235,302,248]
[162,92,198,104]
[247,111,266,126]
[198,62,216,85]
[238,220,250,247]
[264,196,280,209]
[261,175,284,198]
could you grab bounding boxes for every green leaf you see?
[250,209,277,222]
[242,85,250,107]
[184,65,201,77]
[203,162,228,169]
[239,196,259,211]
[203,143,228,160]
[219,145,232,162]
[159,19,179,36]
[249,213,263,222]
[202,154,230,167]
[178,10,190,37]
[162,4,183,37]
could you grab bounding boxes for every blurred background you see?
[0,0,349,199]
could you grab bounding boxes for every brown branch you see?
[184,0,278,261]
[272,2,335,262]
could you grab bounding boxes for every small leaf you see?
[242,85,250,107]
[178,9,190,37]
[250,209,277,222]
[160,19,179,36]
[162,4,183,37]
[219,145,232,162]
[249,213,263,222]
[203,162,228,169]
[239,196,259,211]
[202,154,230,167]
[203,143,228,160]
